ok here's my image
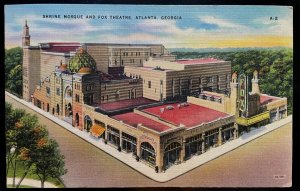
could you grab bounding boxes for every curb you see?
[5,91,292,182]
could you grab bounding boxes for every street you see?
[5,95,292,187]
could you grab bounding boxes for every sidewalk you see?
[6,177,58,188]
[5,91,292,182]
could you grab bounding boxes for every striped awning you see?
[90,124,105,138]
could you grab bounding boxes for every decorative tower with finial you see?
[230,72,240,138]
[251,70,260,94]
[22,20,30,47]
[230,72,239,115]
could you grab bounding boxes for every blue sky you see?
[5,5,293,48]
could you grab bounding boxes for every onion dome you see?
[68,48,96,74]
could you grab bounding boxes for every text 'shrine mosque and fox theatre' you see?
[22,20,287,172]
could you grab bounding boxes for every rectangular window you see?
[56,87,60,95]
[207,76,213,83]
[75,94,80,103]
[227,74,231,82]
[46,87,50,97]
[148,81,151,88]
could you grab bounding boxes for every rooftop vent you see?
[166,105,174,110]
[180,102,189,107]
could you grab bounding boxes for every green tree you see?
[5,47,23,97]
[171,48,293,114]
[15,126,49,188]
[6,65,23,96]
[5,103,48,188]
[6,103,26,177]
[32,138,67,188]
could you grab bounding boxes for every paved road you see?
[6,95,292,187]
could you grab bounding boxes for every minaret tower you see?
[22,20,30,47]
[230,72,239,115]
[230,72,239,139]
[251,70,260,94]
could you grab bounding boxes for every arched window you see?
[165,142,181,152]
[164,142,181,168]
[141,142,156,165]
[65,86,72,98]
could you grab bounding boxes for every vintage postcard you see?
[5,4,292,188]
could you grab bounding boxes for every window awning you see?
[90,124,105,138]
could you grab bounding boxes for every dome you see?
[68,48,96,74]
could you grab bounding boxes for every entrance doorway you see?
[75,113,79,127]
[65,103,72,117]
[84,115,92,132]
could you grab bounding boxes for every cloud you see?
[252,16,293,36]
[5,11,293,49]
[199,16,245,29]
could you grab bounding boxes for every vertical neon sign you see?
[238,73,248,117]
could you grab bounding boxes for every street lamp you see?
[10,146,17,188]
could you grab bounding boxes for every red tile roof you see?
[99,97,158,111]
[176,58,224,65]
[112,112,171,132]
[42,42,81,53]
[143,103,229,128]
[260,95,279,105]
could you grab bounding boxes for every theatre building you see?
[124,57,232,101]
[25,20,288,173]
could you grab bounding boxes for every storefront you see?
[140,142,156,166]
[107,125,120,147]
[84,115,93,132]
[279,106,286,120]
[121,132,137,154]
[270,108,277,123]
[221,123,235,143]
[205,128,219,150]
[163,142,181,169]
[185,134,202,159]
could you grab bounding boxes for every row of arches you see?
[81,114,183,169]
